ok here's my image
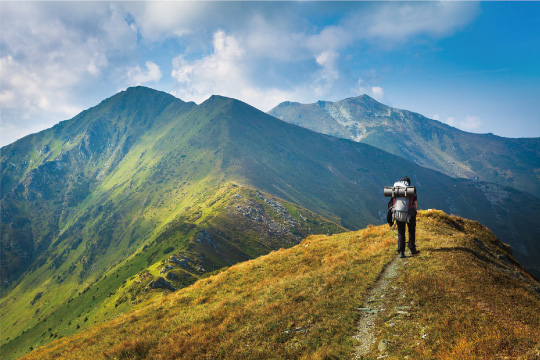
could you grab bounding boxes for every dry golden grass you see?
[375,210,540,360]
[22,223,395,359]
[22,211,540,359]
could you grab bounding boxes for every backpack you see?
[389,181,414,223]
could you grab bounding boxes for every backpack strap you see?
[409,189,416,209]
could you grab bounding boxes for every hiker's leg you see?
[408,217,417,251]
[397,221,406,254]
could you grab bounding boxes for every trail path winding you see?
[353,256,406,359]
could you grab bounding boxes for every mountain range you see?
[1,86,539,358]
[269,95,540,198]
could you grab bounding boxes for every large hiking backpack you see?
[384,181,416,223]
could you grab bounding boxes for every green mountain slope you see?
[20,211,540,360]
[269,96,540,198]
[1,87,539,358]
[0,184,342,359]
[1,86,197,286]
[0,88,345,359]
[192,94,540,277]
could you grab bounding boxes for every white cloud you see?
[124,2,480,63]
[0,2,138,146]
[171,30,246,101]
[313,51,340,95]
[307,23,356,53]
[121,2,207,41]
[243,14,311,62]
[355,79,369,95]
[354,79,386,101]
[171,30,302,110]
[462,115,482,130]
[170,30,355,111]
[316,51,339,80]
[1,2,483,146]
[87,53,109,76]
[371,86,385,101]
[365,2,480,43]
[126,61,162,85]
[0,55,81,115]
[441,115,482,131]
[303,2,480,51]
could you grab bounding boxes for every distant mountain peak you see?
[283,94,382,110]
[337,94,388,111]
[344,94,378,102]
[125,85,153,92]
[203,94,253,105]
[198,94,265,117]
[120,85,180,101]
[268,93,540,200]
[201,94,237,105]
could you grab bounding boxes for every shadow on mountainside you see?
[428,246,536,282]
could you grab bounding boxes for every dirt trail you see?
[353,256,406,359]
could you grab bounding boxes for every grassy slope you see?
[0,86,196,287]
[209,96,540,278]
[22,211,540,360]
[378,211,540,359]
[2,88,540,358]
[1,184,344,360]
[0,88,206,351]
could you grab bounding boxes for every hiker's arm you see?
[413,199,417,209]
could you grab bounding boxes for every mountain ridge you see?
[19,211,540,360]
[3,86,539,285]
[3,86,540,280]
[2,86,539,359]
[269,95,540,198]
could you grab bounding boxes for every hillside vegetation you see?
[2,87,539,358]
[22,211,540,360]
[0,184,343,360]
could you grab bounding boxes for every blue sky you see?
[1,1,539,147]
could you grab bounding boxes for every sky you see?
[1,1,539,147]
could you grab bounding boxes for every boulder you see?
[148,277,176,292]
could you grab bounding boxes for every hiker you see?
[387,176,419,258]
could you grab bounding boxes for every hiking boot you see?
[399,252,406,258]
[410,249,420,255]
